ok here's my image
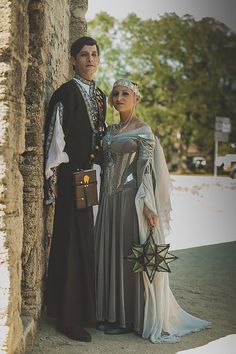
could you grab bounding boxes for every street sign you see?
[214,131,229,142]
[215,117,231,133]
[214,116,231,176]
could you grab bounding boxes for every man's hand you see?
[51,185,58,199]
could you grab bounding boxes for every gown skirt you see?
[95,178,144,333]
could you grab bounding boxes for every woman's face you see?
[112,86,135,113]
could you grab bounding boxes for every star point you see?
[127,229,178,283]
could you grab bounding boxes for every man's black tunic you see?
[44,79,106,328]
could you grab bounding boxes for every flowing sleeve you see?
[135,131,156,240]
[135,133,210,343]
[135,131,172,244]
[45,102,69,179]
[152,136,172,236]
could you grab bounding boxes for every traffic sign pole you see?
[214,117,231,177]
[214,139,218,176]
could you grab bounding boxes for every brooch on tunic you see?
[127,227,178,283]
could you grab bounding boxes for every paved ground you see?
[32,242,236,354]
[32,176,236,353]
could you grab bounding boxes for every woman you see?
[95,79,210,343]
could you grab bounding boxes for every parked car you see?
[230,163,236,179]
[187,156,206,171]
[215,154,236,177]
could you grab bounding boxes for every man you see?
[44,36,106,342]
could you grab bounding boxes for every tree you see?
[88,13,236,172]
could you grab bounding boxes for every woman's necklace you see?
[111,115,133,135]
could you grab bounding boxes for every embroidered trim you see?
[72,77,106,164]
[74,74,95,87]
[73,77,99,132]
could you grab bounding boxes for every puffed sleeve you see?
[44,101,69,205]
[45,102,69,179]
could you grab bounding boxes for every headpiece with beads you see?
[108,79,141,106]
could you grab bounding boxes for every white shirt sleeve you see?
[92,163,101,223]
[45,102,69,179]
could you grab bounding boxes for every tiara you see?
[112,79,140,96]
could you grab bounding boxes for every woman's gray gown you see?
[95,124,211,343]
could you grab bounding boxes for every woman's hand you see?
[143,204,158,227]
[49,172,58,199]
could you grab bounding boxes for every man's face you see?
[71,44,100,80]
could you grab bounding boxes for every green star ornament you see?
[127,228,178,283]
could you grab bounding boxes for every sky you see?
[86,0,236,32]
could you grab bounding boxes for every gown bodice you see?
[102,131,138,195]
[102,125,154,195]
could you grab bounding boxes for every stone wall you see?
[0,1,29,352]
[0,0,88,353]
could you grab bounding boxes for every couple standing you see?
[44,36,210,343]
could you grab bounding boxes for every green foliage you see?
[88,12,236,171]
